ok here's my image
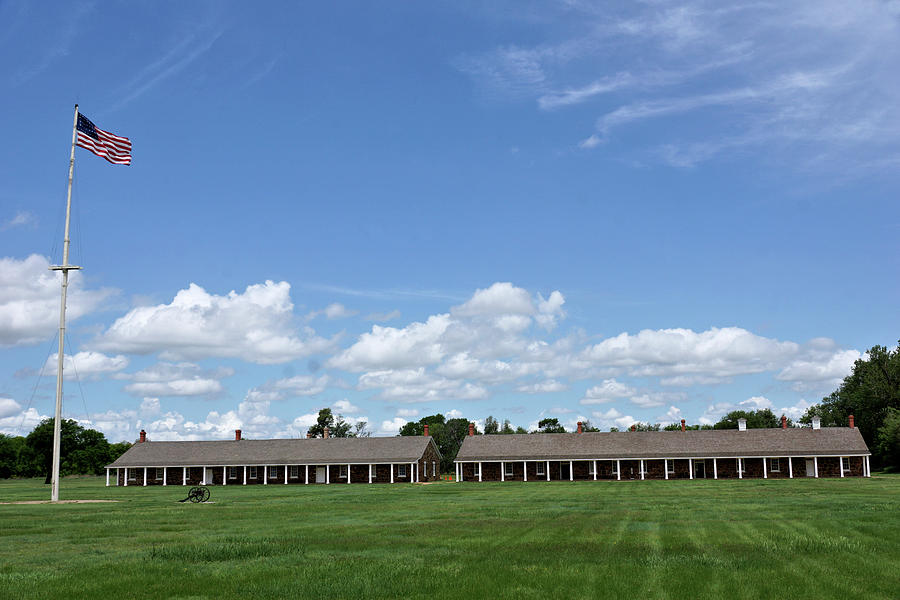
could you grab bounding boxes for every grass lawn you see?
[1,475,898,599]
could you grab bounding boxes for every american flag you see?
[76,113,132,165]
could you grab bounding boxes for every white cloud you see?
[396,408,419,418]
[43,351,129,379]
[629,391,687,408]
[358,368,488,403]
[306,303,359,321]
[378,417,408,434]
[0,255,115,347]
[329,314,451,371]
[270,374,331,397]
[333,399,359,414]
[445,409,463,419]
[93,281,333,364]
[658,405,683,425]
[776,343,859,391]
[580,378,636,404]
[590,408,637,430]
[2,210,37,230]
[452,282,536,317]
[120,362,232,397]
[579,134,601,149]
[366,310,401,322]
[517,379,568,394]
[0,397,23,419]
[0,406,47,435]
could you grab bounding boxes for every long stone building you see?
[105,427,441,486]
[454,416,871,482]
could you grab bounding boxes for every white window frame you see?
[249,466,258,479]
[228,466,238,480]
[290,465,299,478]
[398,464,407,477]
[154,468,163,480]
[268,466,278,479]
[611,462,618,475]
[737,458,745,473]
[535,462,545,476]
[339,465,348,478]
[433,461,436,477]
[504,462,514,477]
[841,457,850,472]
[128,470,136,481]
[770,458,780,472]
[666,460,675,474]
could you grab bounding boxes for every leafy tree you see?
[483,416,499,435]
[536,418,566,433]
[399,414,474,473]
[801,341,899,467]
[23,419,116,482]
[500,419,515,434]
[580,420,601,432]
[876,408,900,470]
[353,421,371,438]
[663,423,712,431]
[628,422,661,432]
[0,434,26,478]
[307,408,354,438]
[713,409,787,430]
[514,426,528,434]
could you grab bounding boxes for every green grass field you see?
[1,475,898,599]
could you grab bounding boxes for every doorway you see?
[694,460,706,479]
[805,459,815,477]
[316,467,326,483]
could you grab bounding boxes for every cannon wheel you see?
[201,487,210,502]
[188,486,204,503]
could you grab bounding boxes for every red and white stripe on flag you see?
[76,125,132,165]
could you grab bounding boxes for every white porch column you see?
[713,458,718,480]
[410,462,414,482]
[814,456,818,478]
[840,457,845,478]
[348,464,352,484]
[738,459,742,479]
[162,467,167,486]
[369,464,373,483]
[285,465,289,484]
[524,461,528,482]
[223,466,227,486]
[763,458,768,479]
[106,469,110,486]
[326,466,330,484]
[305,464,308,484]
[143,467,147,486]
[117,467,121,486]
[183,467,187,486]
[569,460,573,481]
[616,459,621,481]
[264,467,268,485]
[501,461,505,482]
[456,463,460,482]
[593,460,597,481]
[478,462,482,482]
[243,466,247,485]
[390,465,394,484]
[640,460,645,480]
[788,457,793,478]
[664,460,668,480]
[689,459,693,480]
[865,456,870,477]
[546,461,550,481]
[124,468,128,486]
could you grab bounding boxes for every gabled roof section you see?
[107,436,437,468]
[455,428,869,461]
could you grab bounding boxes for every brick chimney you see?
[781,415,787,429]
[324,426,330,439]
[139,430,146,443]
[468,422,475,436]
[577,422,583,434]
[680,419,685,432]
[424,424,430,437]
[738,418,747,431]
[235,429,242,441]
[849,415,854,429]
[306,431,312,439]
[630,425,636,432]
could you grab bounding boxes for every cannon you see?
[178,486,210,503]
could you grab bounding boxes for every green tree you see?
[801,341,900,467]
[628,422,661,432]
[483,416,499,435]
[580,420,601,432]
[876,408,900,470]
[307,408,355,438]
[514,426,528,434]
[399,414,474,473]
[536,418,566,433]
[714,409,786,430]
[0,434,26,478]
[24,419,116,482]
[500,419,515,434]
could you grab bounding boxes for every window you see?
[398,464,407,477]
[424,462,428,477]
[770,458,780,472]
[667,460,675,474]
[611,462,618,474]
[267,466,278,479]
[228,467,238,480]
[155,468,163,480]
[504,462,514,477]
[249,466,258,479]
[128,469,136,480]
[290,465,299,478]
[842,457,850,472]
[737,458,744,473]
[339,465,348,478]
[536,462,545,476]
[588,461,596,475]
[433,461,436,476]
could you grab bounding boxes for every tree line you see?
[0,419,131,481]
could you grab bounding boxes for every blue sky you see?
[1,1,898,442]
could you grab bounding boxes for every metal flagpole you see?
[49,104,82,502]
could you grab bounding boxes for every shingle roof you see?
[455,428,869,461]
[106,436,438,468]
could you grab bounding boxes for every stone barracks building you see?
[454,416,871,482]
[105,426,441,487]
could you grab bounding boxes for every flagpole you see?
[49,104,82,502]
